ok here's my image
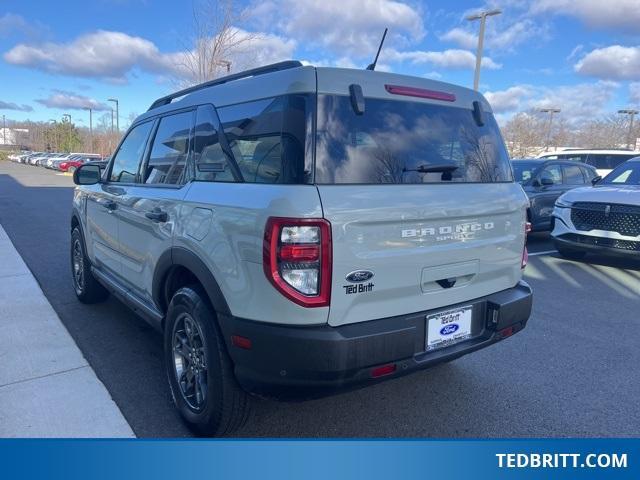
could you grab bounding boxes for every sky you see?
[0,0,639,129]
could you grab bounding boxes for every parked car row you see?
[8,151,106,172]
[512,156,639,260]
[536,148,640,177]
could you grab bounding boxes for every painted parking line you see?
[528,249,557,257]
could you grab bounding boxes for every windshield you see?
[314,95,513,184]
[600,161,640,186]
[512,161,540,184]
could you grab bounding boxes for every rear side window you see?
[315,95,513,184]
[217,95,312,184]
[110,121,153,183]
[193,105,237,182]
[563,164,585,185]
[587,154,634,170]
[144,111,192,185]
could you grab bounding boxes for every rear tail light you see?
[263,217,332,307]
[521,222,532,269]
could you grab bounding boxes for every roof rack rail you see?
[147,60,304,111]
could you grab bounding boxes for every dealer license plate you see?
[426,306,473,351]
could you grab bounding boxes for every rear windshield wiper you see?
[404,164,459,173]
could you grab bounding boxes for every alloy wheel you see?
[172,313,208,411]
[72,238,84,293]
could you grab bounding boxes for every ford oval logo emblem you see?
[346,270,374,283]
[440,324,459,336]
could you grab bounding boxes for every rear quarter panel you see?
[176,182,328,325]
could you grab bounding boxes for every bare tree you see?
[501,109,640,157]
[501,111,547,158]
[373,147,405,183]
[176,0,258,87]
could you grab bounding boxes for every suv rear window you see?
[314,95,513,184]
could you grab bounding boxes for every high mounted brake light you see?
[385,84,456,102]
[263,217,332,308]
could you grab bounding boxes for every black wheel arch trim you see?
[152,246,231,318]
[70,209,84,236]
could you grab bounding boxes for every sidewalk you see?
[0,224,134,438]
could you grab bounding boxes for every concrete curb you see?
[0,224,135,438]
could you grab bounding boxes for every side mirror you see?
[73,164,102,185]
[531,178,541,187]
[540,177,554,186]
[591,176,602,186]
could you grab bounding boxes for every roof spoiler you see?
[147,60,304,111]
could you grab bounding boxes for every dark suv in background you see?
[512,159,598,231]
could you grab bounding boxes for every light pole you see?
[618,109,639,150]
[88,108,93,153]
[467,9,501,91]
[216,60,232,74]
[108,98,119,132]
[540,108,561,151]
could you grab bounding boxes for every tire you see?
[71,227,109,303]
[164,285,250,436]
[554,240,587,260]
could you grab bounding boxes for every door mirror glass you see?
[540,177,554,186]
[591,175,602,185]
[73,164,101,185]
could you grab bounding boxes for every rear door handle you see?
[145,209,168,223]
[96,198,117,211]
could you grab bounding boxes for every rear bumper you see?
[218,281,533,399]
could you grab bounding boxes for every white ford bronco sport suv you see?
[70,61,533,436]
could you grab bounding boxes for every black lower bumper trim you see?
[554,233,640,256]
[217,281,532,399]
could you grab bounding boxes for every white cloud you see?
[439,20,544,52]
[256,0,425,57]
[567,44,584,61]
[388,48,501,70]
[423,71,443,79]
[439,28,476,50]
[575,45,640,81]
[35,90,110,110]
[4,31,172,83]
[4,28,295,84]
[0,13,27,37]
[483,81,619,122]
[0,100,33,112]
[489,20,543,50]
[531,0,640,32]
[485,86,533,113]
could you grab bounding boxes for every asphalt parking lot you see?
[1,160,639,438]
